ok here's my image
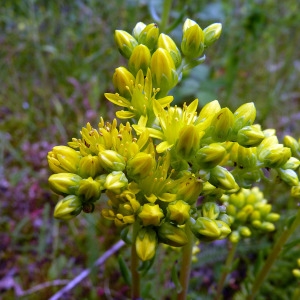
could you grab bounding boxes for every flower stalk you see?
[246,208,300,300]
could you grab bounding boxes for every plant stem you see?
[160,0,172,32]
[131,223,140,300]
[214,242,238,300]
[246,209,300,300]
[177,226,194,300]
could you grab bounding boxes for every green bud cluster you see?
[190,202,231,242]
[292,258,300,279]
[47,18,299,262]
[220,187,280,243]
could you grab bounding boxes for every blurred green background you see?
[1,0,300,299]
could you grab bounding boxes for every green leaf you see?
[118,255,132,286]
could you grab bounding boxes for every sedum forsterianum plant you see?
[47,17,300,300]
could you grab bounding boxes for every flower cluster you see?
[47,19,300,261]
[220,187,280,243]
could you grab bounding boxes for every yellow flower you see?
[138,203,164,226]
[134,99,202,153]
[105,69,173,123]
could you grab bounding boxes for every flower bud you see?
[260,221,275,232]
[48,173,82,195]
[126,152,155,179]
[283,135,299,157]
[235,145,257,169]
[191,217,221,240]
[291,185,300,198]
[277,168,299,186]
[151,48,178,95]
[175,125,202,159]
[211,108,234,142]
[138,23,159,51]
[157,222,188,247]
[209,166,239,191]
[114,30,138,59]
[203,23,222,47]
[54,195,82,220]
[78,154,102,178]
[167,200,191,225]
[258,141,291,168]
[99,150,126,172]
[48,146,81,174]
[239,226,251,237]
[232,102,256,135]
[229,230,240,243]
[282,157,300,170]
[201,202,220,220]
[265,212,280,222]
[132,22,146,40]
[128,44,151,76]
[78,177,101,201]
[157,33,182,68]
[292,269,300,278]
[176,175,203,204]
[196,143,226,169]
[138,203,164,226]
[215,220,231,239]
[237,125,265,147]
[112,67,135,98]
[181,19,204,58]
[104,171,128,192]
[135,227,157,261]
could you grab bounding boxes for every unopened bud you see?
[138,203,164,226]
[229,231,240,243]
[135,227,157,261]
[114,30,138,59]
[211,108,234,142]
[78,177,101,201]
[157,222,188,247]
[54,195,82,220]
[112,67,135,98]
[191,217,221,240]
[175,125,202,159]
[181,19,204,58]
[138,23,159,50]
[176,175,203,204]
[104,171,128,192]
[265,212,280,222]
[167,200,191,225]
[196,143,226,169]
[99,150,126,172]
[48,146,81,174]
[239,226,251,237]
[258,141,291,168]
[78,154,102,178]
[151,48,178,95]
[215,220,231,239]
[283,135,299,157]
[48,173,82,195]
[128,44,151,76]
[209,166,239,191]
[158,33,182,68]
[237,125,265,147]
[203,23,222,47]
[277,168,299,186]
[232,102,256,136]
[201,202,220,220]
